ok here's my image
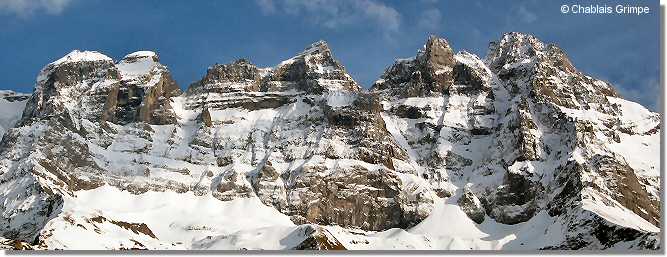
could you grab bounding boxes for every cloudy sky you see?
[0,0,660,110]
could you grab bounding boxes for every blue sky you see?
[0,0,660,110]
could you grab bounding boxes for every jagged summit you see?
[22,49,181,127]
[186,58,262,95]
[271,40,360,92]
[117,51,163,80]
[497,32,545,49]
[50,50,113,66]
[187,40,360,95]
[420,35,455,63]
[485,32,575,73]
[371,34,459,97]
[484,32,620,111]
[485,32,546,69]
[299,40,330,56]
[122,51,159,61]
[275,40,333,68]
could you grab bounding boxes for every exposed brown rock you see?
[458,186,485,224]
[90,216,157,239]
[283,165,433,231]
[291,225,346,250]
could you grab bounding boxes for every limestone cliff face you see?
[373,33,660,249]
[115,51,182,125]
[0,33,660,250]
[20,51,120,126]
[372,36,456,98]
[182,42,432,231]
[20,50,181,128]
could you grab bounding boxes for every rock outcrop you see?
[181,42,434,231]
[373,32,660,249]
[458,185,485,224]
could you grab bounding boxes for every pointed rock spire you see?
[371,35,456,98]
[485,32,546,70]
[186,58,262,95]
[419,35,456,71]
[114,51,182,125]
[269,40,360,93]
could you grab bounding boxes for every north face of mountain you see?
[179,41,434,231]
[0,33,660,250]
[372,32,660,249]
[20,50,181,127]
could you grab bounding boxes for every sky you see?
[0,0,661,110]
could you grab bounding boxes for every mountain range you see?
[0,32,660,250]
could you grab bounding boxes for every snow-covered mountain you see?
[0,33,660,251]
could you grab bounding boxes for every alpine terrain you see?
[0,33,660,250]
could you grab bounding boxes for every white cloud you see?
[0,0,72,17]
[616,77,661,111]
[417,9,442,31]
[256,0,276,14]
[517,5,537,23]
[255,0,401,33]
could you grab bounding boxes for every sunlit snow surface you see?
[41,185,294,249]
[117,51,159,79]
[605,97,660,177]
[42,188,579,250]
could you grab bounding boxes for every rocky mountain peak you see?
[268,40,360,93]
[419,35,455,69]
[277,40,335,68]
[21,49,180,127]
[34,50,117,86]
[485,31,578,76]
[485,32,620,111]
[232,58,253,65]
[501,32,545,47]
[21,51,119,126]
[120,51,160,63]
[117,51,163,82]
[371,35,468,98]
[301,40,331,55]
[186,40,359,95]
[114,51,181,125]
[485,32,545,70]
[36,50,117,84]
[186,59,261,95]
[50,50,114,66]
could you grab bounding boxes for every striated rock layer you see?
[0,33,660,250]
